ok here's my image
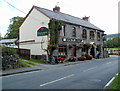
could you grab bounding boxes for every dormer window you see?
[82,29,87,39]
[72,27,76,37]
[90,31,94,40]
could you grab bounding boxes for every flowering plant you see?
[78,56,86,61]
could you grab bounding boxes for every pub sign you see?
[37,27,48,36]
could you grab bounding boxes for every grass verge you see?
[108,73,120,90]
[29,59,46,64]
[19,60,37,67]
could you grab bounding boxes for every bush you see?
[2,46,17,56]
[1,46,21,70]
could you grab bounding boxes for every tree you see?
[4,16,24,39]
[104,36,120,48]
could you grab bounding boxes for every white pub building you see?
[19,5,106,61]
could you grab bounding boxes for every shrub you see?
[2,46,17,56]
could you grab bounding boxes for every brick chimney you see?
[82,16,90,22]
[53,6,60,12]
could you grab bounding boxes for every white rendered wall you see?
[19,8,50,55]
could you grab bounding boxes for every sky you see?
[0,0,119,37]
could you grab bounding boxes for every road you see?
[2,55,118,89]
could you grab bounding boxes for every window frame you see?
[90,31,94,40]
[82,29,87,39]
[97,32,100,41]
[72,27,76,37]
[61,25,66,36]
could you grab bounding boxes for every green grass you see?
[29,59,46,64]
[19,60,37,67]
[19,57,29,60]
[109,73,120,90]
[105,48,120,55]
[109,48,120,50]
[105,48,120,50]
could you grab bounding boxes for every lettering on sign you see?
[62,38,82,43]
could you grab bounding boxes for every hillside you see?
[107,33,120,39]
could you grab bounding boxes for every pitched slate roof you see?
[34,6,103,31]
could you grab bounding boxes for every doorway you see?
[72,45,76,57]
[90,45,95,58]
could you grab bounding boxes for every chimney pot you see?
[53,6,60,12]
[82,16,90,22]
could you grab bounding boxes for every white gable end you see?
[19,7,50,56]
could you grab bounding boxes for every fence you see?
[17,48,30,60]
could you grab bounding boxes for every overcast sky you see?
[0,0,119,37]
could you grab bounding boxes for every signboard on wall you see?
[37,27,48,36]
[62,38,82,43]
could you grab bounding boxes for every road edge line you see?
[104,73,118,89]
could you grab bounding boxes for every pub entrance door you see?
[72,45,76,57]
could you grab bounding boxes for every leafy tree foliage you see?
[4,16,24,39]
[104,36,120,48]
[48,19,64,45]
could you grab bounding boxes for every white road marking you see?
[83,67,95,72]
[106,62,112,64]
[104,73,118,89]
[40,74,75,87]
[104,77,115,89]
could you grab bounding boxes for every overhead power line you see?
[3,0,43,23]
[3,0,26,14]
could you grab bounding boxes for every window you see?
[82,29,87,39]
[97,32,100,41]
[58,45,67,57]
[72,27,76,37]
[61,25,66,36]
[90,31,94,40]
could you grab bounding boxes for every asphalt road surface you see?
[2,55,118,89]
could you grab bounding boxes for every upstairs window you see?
[82,29,87,39]
[90,31,94,40]
[72,27,76,37]
[61,25,66,36]
[97,32,100,41]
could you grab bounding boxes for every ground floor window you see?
[58,45,67,57]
